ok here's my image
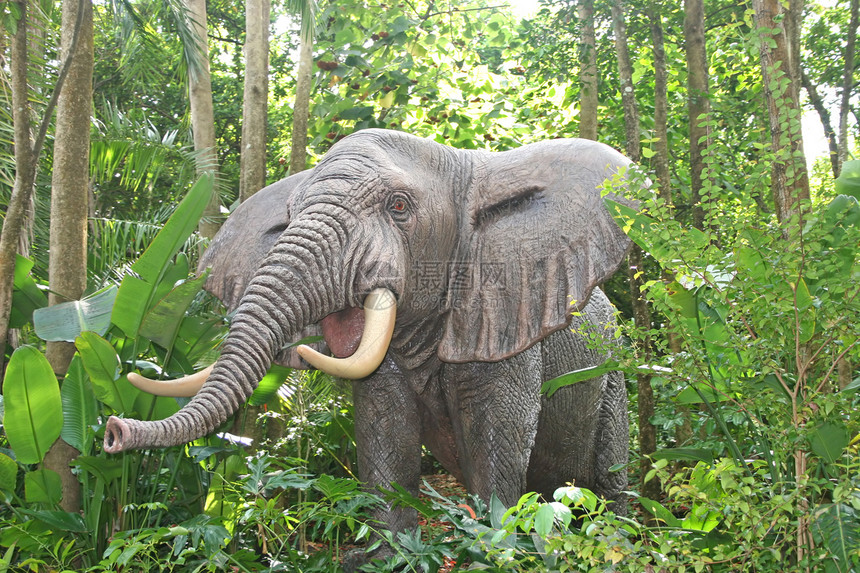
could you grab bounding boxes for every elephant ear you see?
[199,170,312,311]
[439,139,639,363]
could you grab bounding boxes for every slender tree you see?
[753,0,810,223]
[612,0,660,505]
[648,4,670,207]
[289,1,317,174]
[239,0,270,202]
[577,0,598,140]
[802,69,841,178]
[0,0,37,377]
[289,34,313,174]
[838,0,858,169]
[650,2,693,448]
[46,0,93,377]
[684,0,710,229]
[188,0,221,239]
[41,0,94,514]
[0,0,82,375]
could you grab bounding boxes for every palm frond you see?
[161,0,208,82]
[91,103,191,193]
[88,209,207,287]
[813,501,860,573]
[286,0,318,42]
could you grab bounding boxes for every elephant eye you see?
[388,194,412,220]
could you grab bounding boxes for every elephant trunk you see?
[104,212,349,453]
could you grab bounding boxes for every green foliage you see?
[0,176,227,569]
[2,347,62,465]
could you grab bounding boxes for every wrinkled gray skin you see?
[105,129,634,536]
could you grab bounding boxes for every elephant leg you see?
[441,347,542,506]
[528,292,628,513]
[592,368,628,514]
[352,358,421,534]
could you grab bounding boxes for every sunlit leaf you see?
[76,332,139,413]
[112,174,213,339]
[248,365,293,406]
[2,347,63,464]
[139,271,209,348]
[0,453,17,497]
[33,286,117,342]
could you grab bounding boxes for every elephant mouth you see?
[295,288,397,379]
[126,288,397,397]
[320,306,365,358]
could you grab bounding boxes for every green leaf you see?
[24,469,62,505]
[10,255,48,329]
[139,271,209,348]
[534,503,555,537]
[652,448,714,463]
[33,285,117,342]
[60,356,98,454]
[675,382,728,404]
[813,503,859,571]
[131,174,213,282]
[809,421,849,464]
[841,377,860,393]
[2,347,63,464]
[639,497,681,527]
[75,332,138,413]
[835,160,860,200]
[19,509,88,533]
[248,365,293,406]
[132,391,179,423]
[489,493,507,529]
[112,174,213,338]
[605,199,710,266]
[111,275,152,339]
[541,359,620,398]
[0,453,17,497]
[72,456,125,483]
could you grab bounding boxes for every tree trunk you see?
[0,0,37,377]
[839,0,858,169]
[612,0,659,506]
[188,0,221,239]
[577,0,598,141]
[239,0,270,202]
[46,0,93,375]
[801,70,841,179]
[43,0,93,514]
[289,33,313,174]
[684,0,710,230]
[610,0,639,162]
[752,0,810,223]
[650,3,692,449]
[649,6,671,207]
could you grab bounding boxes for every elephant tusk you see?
[127,364,215,398]
[297,288,396,379]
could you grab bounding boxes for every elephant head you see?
[103,129,637,452]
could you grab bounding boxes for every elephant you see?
[104,128,636,539]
